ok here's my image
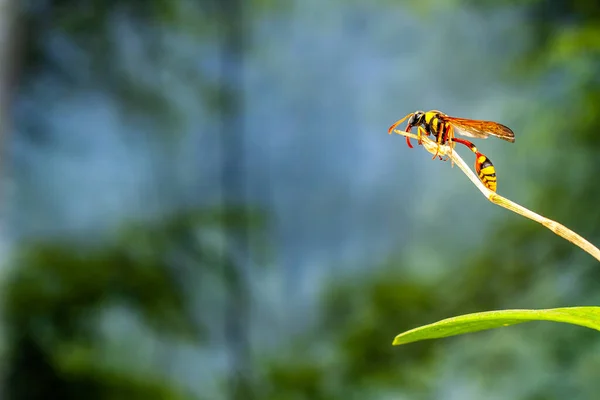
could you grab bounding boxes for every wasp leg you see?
[431,136,441,159]
[444,125,454,161]
[404,124,428,149]
[431,148,445,160]
[437,124,454,162]
[431,125,447,160]
[416,126,443,159]
[417,126,427,146]
[450,137,498,192]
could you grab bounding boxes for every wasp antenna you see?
[388,113,413,134]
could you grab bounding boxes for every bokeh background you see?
[1,0,599,399]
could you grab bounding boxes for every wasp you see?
[388,110,515,192]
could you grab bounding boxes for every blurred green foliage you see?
[8,1,272,399]
[3,206,265,399]
[7,0,600,399]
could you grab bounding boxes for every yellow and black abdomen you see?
[475,153,497,192]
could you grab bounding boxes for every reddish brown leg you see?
[431,125,447,160]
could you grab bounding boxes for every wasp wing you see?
[444,116,515,143]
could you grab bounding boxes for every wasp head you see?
[408,110,425,127]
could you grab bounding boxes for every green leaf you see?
[393,307,600,346]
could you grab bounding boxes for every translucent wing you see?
[443,116,515,143]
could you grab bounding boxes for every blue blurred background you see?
[2,0,600,399]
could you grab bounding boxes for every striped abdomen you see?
[475,153,497,192]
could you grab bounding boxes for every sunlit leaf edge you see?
[393,306,600,346]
